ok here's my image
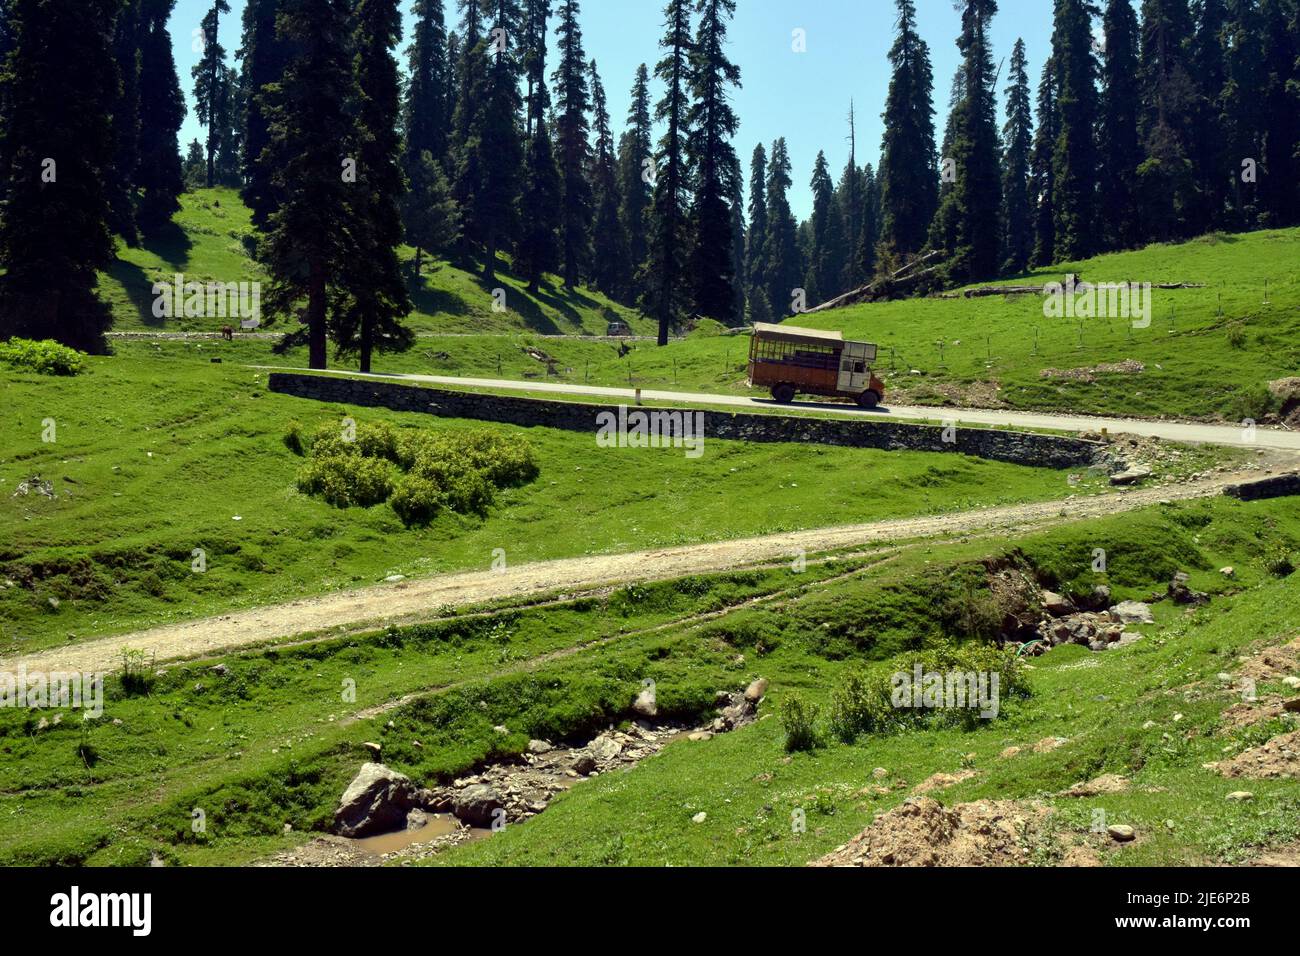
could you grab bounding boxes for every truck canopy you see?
[751,322,845,349]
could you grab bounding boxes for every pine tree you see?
[1099,0,1143,248]
[260,0,359,370]
[1188,0,1230,232]
[930,0,1003,282]
[838,104,864,292]
[216,64,244,186]
[405,0,452,177]
[642,0,693,345]
[333,0,413,374]
[616,63,653,299]
[877,0,938,262]
[238,0,290,229]
[858,162,881,279]
[1050,0,1100,261]
[744,142,768,309]
[1030,57,1058,265]
[193,0,231,189]
[762,137,802,316]
[516,0,560,292]
[474,0,524,283]
[449,0,486,256]
[183,138,206,190]
[589,59,628,297]
[805,151,846,305]
[727,152,746,323]
[108,0,142,244]
[135,0,186,236]
[1000,38,1034,273]
[403,150,461,274]
[0,0,119,350]
[1220,0,1266,228]
[1138,0,1197,241]
[1257,0,1300,226]
[552,0,592,288]
[686,0,742,321]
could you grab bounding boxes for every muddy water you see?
[353,814,462,856]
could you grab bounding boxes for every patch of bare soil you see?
[1218,698,1288,731]
[1215,729,1300,779]
[1248,844,1300,867]
[1040,360,1145,384]
[913,769,980,794]
[811,797,1100,867]
[1238,635,1300,683]
[886,379,1009,409]
[1060,774,1130,797]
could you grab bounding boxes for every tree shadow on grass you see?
[140,221,194,271]
[107,258,165,328]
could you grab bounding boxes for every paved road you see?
[253,367,1300,452]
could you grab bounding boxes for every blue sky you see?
[170,0,1055,220]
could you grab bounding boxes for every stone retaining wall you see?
[267,372,1103,469]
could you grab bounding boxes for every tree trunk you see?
[413,246,423,276]
[360,317,372,374]
[308,259,327,370]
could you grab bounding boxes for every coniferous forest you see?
[1,0,1299,363]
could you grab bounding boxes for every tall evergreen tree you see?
[193,0,231,189]
[1188,0,1230,232]
[589,59,628,296]
[474,0,524,283]
[762,137,802,315]
[1138,0,1197,240]
[642,0,693,345]
[616,63,653,299]
[1050,0,1100,260]
[744,142,768,309]
[858,162,882,279]
[0,0,119,350]
[552,0,592,288]
[333,0,413,374]
[449,0,486,256]
[838,103,865,291]
[238,0,290,229]
[930,0,1002,282]
[404,0,452,174]
[1030,57,1059,265]
[727,151,746,322]
[516,0,560,291]
[1220,0,1266,228]
[1099,0,1143,248]
[805,151,846,305]
[135,0,186,235]
[260,0,360,369]
[1257,0,1300,226]
[1000,38,1034,273]
[108,0,142,244]
[877,0,938,263]
[686,0,742,320]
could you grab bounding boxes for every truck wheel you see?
[772,384,796,404]
[856,390,881,409]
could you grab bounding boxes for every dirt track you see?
[2,470,1268,676]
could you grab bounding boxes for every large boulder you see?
[1168,572,1209,607]
[1110,464,1152,486]
[632,687,657,718]
[452,784,505,828]
[1110,601,1154,625]
[333,762,421,838]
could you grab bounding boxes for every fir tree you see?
[1030,57,1058,265]
[1000,38,1034,273]
[805,150,846,305]
[551,0,592,288]
[1050,0,1100,260]
[333,0,414,374]
[238,0,290,229]
[1099,0,1143,248]
[135,0,186,236]
[1257,0,1300,226]
[1189,0,1230,232]
[108,0,142,244]
[193,0,231,189]
[642,0,693,345]
[762,137,802,315]
[474,0,524,283]
[182,138,206,190]
[589,59,628,297]
[403,150,462,274]
[686,0,742,321]
[877,0,938,262]
[404,0,452,174]
[744,142,768,308]
[516,0,561,292]
[0,0,119,350]
[616,63,653,299]
[1137,0,1197,241]
[1220,0,1266,228]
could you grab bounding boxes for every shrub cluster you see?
[289,418,539,526]
[0,338,87,376]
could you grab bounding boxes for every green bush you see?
[0,338,87,376]
[455,430,540,487]
[295,455,394,508]
[780,694,823,753]
[309,420,400,462]
[1263,543,1295,578]
[390,474,443,527]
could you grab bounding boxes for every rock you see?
[451,784,504,828]
[572,754,597,776]
[1283,698,1300,713]
[1220,567,1235,578]
[1110,465,1152,486]
[1283,676,1300,689]
[1225,791,1255,802]
[589,734,624,762]
[632,687,657,718]
[872,767,890,779]
[691,812,707,824]
[1111,601,1155,625]
[1041,590,1075,616]
[333,763,420,838]
[744,677,769,702]
[384,574,406,583]
[526,739,553,755]
[687,731,713,742]
[1168,572,1209,606]
[405,808,429,830]
[210,664,229,677]
[362,741,382,759]
[1107,824,1136,842]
